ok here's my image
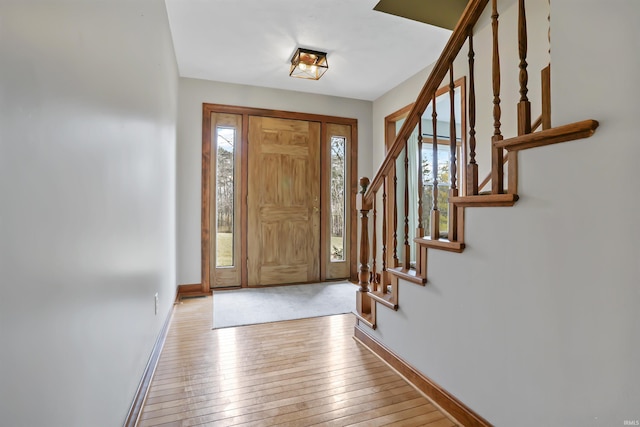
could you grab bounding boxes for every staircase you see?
[354,0,598,331]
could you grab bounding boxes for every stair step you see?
[494,119,599,151]
[450,193,519,207]
[415,237,465,253]
[370,291,398,310]
[388,267,427,285]
[354,311,376,329]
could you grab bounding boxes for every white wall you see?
[176,78,373,285]
[368,0,640,425]
[0,1,178,426]
[373,66,430,171]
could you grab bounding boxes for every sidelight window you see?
[215,126,236,267]
[330,136,346,262]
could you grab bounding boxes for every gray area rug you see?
[212,281,357,329]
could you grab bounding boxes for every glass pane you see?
[330,136,346,262]
[216,126,235,267]
[421,144,450,237]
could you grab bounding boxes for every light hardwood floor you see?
[138,296,458,427]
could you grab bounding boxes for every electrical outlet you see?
[154,293,159,315]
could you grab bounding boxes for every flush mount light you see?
[289,48,328,80]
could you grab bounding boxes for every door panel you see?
[247,116,321,286]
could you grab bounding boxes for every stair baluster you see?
[382,178,388,286]
[372,190,378,288]
[491,0,504,194]
[542,0,551,130]
[517,0,531,136]
[403,139,410,269]
[467,31,479,196]
[417,119,424,238]
[393,171,399,267]
[430,94,440,239]
[416,118,427,278]
[448,65,458,242]
[509,0,531,195]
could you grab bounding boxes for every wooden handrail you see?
[364,0,489,204]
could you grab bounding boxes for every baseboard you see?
[123,302,176,427]
[177,283,205,294]
[353,325,492,427]
[176,283,211,302]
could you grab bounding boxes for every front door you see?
[247,116,321,286]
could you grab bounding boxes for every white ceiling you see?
[165,0,452,101]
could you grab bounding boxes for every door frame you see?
[201,103,358,291]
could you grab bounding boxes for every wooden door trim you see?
[319,123,329,281]
[202,103,358,291]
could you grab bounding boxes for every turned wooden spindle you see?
[403,139,410,269]
[449,65,458,193]
[357,177,371,293]
[548,0,551,58]
[381,178,388,286]
[467,31,479,196]
[507,0,531,196]
[371,191,377,287]
[430,94,440,240]
[491,0,504,194]
[517,0,531,136]
[448,65,458,241]
[417,117,424,238]
[542,0,552,130]
[393,172,399,267]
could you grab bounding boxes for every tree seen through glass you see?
[216,126,235,267]
[421,144,451,237]
[330,136,346,261]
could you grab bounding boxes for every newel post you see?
[357,177,372,293]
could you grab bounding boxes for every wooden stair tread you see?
[370,291,399,310]
[450,193,519,207]
[414,237,465,253]
[355,311,376,329]
[388,267,427,285]
[494,119,599,151]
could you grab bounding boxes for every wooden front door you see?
[247,116,321,286]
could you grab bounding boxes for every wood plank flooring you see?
[138,296,458,427]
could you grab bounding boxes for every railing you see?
[355,0,574,325]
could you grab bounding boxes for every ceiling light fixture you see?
[289,48,328,80]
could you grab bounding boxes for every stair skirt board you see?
[354,325,493,427]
